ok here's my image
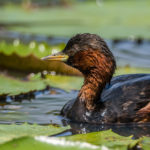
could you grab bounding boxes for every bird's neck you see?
[77,71,107,111]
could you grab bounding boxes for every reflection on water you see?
[1,88,150,138]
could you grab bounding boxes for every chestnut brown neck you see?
[78,71,105,111]
[76,50,116,111]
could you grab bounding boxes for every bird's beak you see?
[41,52,69,62]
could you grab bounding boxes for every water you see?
[111,40,150,68]
[0,88,78,125]
[1,88,150,138]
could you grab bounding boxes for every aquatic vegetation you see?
[0,124,69,144]
[0,0,150,149]
[0,1,150,38]
[0,74,46,96]
[0,40,150,96]
[0,40,81,97]
[0,124,150,150]
[0,39,150,149]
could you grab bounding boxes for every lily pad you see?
[46,75,83,91]
[0,74,46,96]
[0,41,65,58]
[0,136,99,150]
[0,123,68,144]
[115,66,150,76]
[141,137,150,150]
[0,41,81,75]
[0,128,140,150]
[66,130,139,150]
[0,52,81,75]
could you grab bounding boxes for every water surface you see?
[0,88,78,125]
[1,88,150,139]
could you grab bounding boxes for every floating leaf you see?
[115,66,150,76]
[46,75,83,91]
[0,74,46,96]
[0,123,68,144]
[0,52,81,76]
[141,137,150,150]
[0,128,141,150]
[0,136,99,150]
[0,41,65,58]
[66,130,139,150]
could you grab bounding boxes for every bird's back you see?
[100,74,150,123]
[61,74,150,124]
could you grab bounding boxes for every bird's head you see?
[42,33,116,80]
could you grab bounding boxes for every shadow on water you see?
[1,88,150,139]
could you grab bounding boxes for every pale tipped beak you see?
[41,53,69,62]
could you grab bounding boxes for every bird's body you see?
[61,73,150,124]
[43,33,150,124]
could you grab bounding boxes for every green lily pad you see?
[66,130,139,150]
[0,128,140,150]
[0,74,46,96]
[0,136,100,150]
[0,41,81,75]
[0,123,68,144]
[0,41,65,58]
[141,137,150,150]
[0,52,81,75]
[115,66,150,76]
[46,75,83,91]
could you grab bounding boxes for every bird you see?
[42,33,150,124]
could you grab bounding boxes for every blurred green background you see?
[0,0,150,38]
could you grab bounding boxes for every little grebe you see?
[43,33,150,124]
